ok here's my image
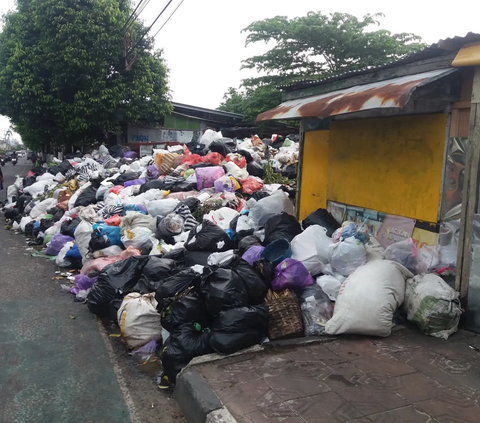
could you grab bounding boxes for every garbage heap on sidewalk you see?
[2,130,462,387]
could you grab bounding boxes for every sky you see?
[0,0,479,140]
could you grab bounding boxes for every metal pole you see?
[455,66,480,300]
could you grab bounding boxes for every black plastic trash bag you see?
[132,257,176,293]
[185,220,235,252]
[88,232,111,252]
[281,164,297,179]
[155,268,201,305]
[4,208,21,222]
[114,171,140,186]
[209,138,235,157]
[201,268,248,316]
[232,259,268,305]
[210,305,269,355]
[61,217,81,238]
[161,323,212,382]
[24,221,35,237]
[264,212,302,245]
[17,194,33,214]
[247,162,265,178]
[74,185,98,208]
[39,217,55,232]
[161,291,211,332]
[302,208,340,237]
[253,258,276,286]
[238,235,262,255]
[238,149,254,163]
[47,206,65,222]
[140,179,165,193]
[109,144,129,158]
[295,284,333,336]
[87,256,149,317]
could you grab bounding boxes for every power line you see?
[126,0,174,57]
[123,0,152,37]
[122,0,146,34]
[151,0,185,39]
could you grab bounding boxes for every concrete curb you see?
[173,337,336,423]
[174,368,238,423]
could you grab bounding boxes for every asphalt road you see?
[0,159,185,423]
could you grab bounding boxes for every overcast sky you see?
[1,0,479,140]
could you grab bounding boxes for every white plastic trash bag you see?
[404,274,462,340]
[205,207,239,230]
[147,199,179,218]
[247,190,295,229]
[7,185,18,203]
[118,293,162,348]
[91,245,124,258]
[23,180,57,198]
[291,225,331,276]
[329,236,366,277]
[199,129,222,149]
[325,260,413,337]
[75,220,93,262]
[207,250,236,266]
[20,216,33,233]
[316,275,344,301]
[225,161,249,181]
[56,241,75,267]
[30,198,57,219]
[121,227,154,251]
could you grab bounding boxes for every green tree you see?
[0,0,171,152]
[220,12,425,124]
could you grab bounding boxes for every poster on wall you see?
[376,215,416,249]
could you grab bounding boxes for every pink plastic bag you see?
[196,166,225,190]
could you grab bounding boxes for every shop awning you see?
[256,68,457,122]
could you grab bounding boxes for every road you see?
[0,159,185,423]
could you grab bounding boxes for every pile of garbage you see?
[1,132,462,388]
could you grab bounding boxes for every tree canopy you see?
[0,0,171,151]
[219,12,425,124]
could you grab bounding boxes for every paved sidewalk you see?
[195,326,480,423]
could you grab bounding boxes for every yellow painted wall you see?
[327,114,448,223]
[299,130,329,220]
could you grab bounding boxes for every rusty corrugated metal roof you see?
[278,32,480,92]
[257,68,456,122]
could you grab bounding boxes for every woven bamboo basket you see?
[265,289,304,340]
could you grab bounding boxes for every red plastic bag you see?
[225,155,247,168]
[110,185,124,194]
[202,152,224,166]
[105,215,121,226]
[242,177,264,194]
[182,154,203,166]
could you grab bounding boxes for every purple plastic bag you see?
[147,165,159,179]
[272,258,314,291]
[124,178,146,188]
[242,246,265,266]
[196,166,225,190]
[130,340,158,355]
[214,176,235,193]
[123,151,138,159]
[46,234,74,256]
[70,275,98,295]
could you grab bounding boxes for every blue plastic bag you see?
[65,244,82,260]
[92,222,123,246]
